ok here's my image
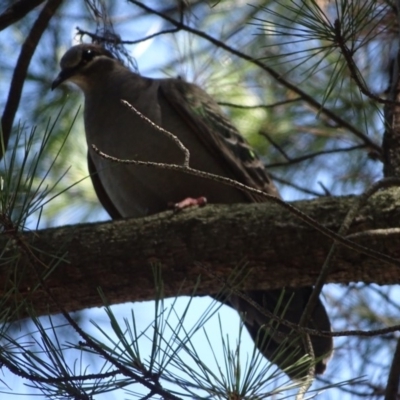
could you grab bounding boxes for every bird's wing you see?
[159,79,280,202]
[88,151,122,219]
[159,79,333,378]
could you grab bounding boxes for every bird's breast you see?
[84,86,247,217]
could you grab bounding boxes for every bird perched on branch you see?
[52,43,332,379]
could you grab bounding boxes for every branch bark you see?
[0,0,45,31]
[2,188,400,320]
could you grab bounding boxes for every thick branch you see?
[0,0,45,31]
[2,189,400,319]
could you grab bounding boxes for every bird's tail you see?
[223,288,333,380]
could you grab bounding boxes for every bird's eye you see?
[81,49,97,64]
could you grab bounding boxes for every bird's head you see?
[52,44,116,91]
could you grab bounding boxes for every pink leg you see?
[168,196,208,212]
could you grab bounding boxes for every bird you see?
[52,43,333,379]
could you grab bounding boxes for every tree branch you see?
[2,189,400,320]
[0,0,62,159]
[265,145,366,168]
[0,0,45,31]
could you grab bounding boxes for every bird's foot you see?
[168,197,207,212]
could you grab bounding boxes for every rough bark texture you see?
[2,188,400,320]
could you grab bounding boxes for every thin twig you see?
[334,18,394,105]
[120,100,190,166]
[269,173,325,197]
[266,145,366,168]
[317,376,383,397]
[317,181,331,196]
[260,130,291,161]
[218,97,303,109]
[76,27,180,45]
[0,355,120,385]
[346,228,400,240]
[296,363,314,400]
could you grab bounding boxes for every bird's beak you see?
[51,68,74,90]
